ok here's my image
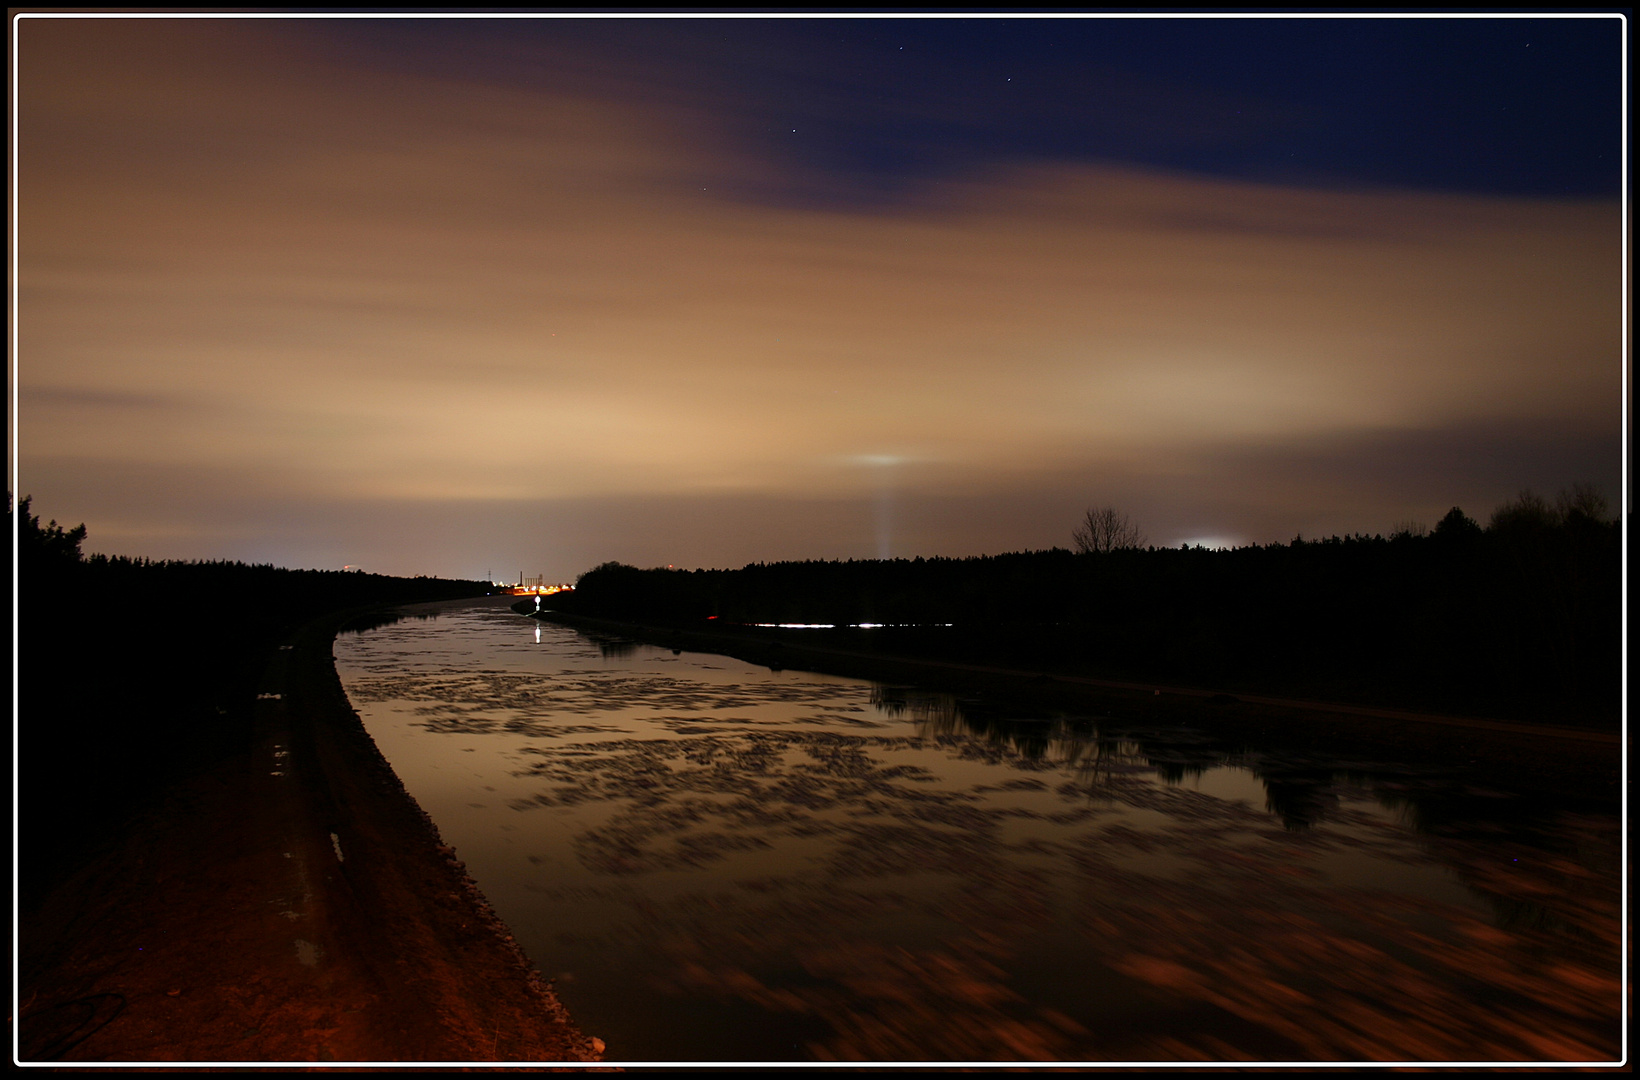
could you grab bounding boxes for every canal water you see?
[333,597,1621,1064]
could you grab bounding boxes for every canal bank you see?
[24,595,1615,1064]
[525,606,1621,801]
[337,599,1621,1063]
[17,600,606,1066]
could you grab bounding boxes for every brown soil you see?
[17,609,609,1067]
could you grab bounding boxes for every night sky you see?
[12,13,1625,580]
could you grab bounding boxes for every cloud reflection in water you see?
[336,602,1619,1063]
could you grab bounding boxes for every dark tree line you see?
[547,493,1620,727]
[15,497,491,905]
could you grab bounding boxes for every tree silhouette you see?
[1488,489,1557,533]
[1432,506,1482,540]
[1072,506,1145,554]
[1555,482,1611,524]
[19,495,87,571]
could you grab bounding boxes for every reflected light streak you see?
[747,622,955,629]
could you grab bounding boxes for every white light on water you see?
[746,622,955,629]
[333,599,1618,1064]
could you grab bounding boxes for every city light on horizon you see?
[11,13,1625,580]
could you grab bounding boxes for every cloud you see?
[16,18,1622,573]
[26,412,1616,580]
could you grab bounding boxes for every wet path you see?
[335,598,1622,1064]
[21,608,597,1065]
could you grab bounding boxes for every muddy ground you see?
[17,600,1620,1066]
[17,609,608,1067]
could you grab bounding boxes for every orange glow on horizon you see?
[13,17,1621,578]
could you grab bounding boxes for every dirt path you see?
[17,610,608,1067]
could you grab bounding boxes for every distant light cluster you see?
[747,622,954,629]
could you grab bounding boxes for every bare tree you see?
[1556,482,1611,524]
[1072,506,1145,554]
[1488,489,1556,532]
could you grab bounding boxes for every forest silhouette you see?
[545,489,1619,729]
[15,496,493,907]
[13,487,1620,909]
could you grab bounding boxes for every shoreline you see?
[531,607,1621,800]
[19,602,606,1066]
[20,595,1616,1064]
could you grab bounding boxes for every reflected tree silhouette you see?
[1260,769,1342,831]
[338,599,1622,1062]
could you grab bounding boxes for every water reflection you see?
[337,608,441,634]
[334,600,1619,1063]
[589,636,641,660]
